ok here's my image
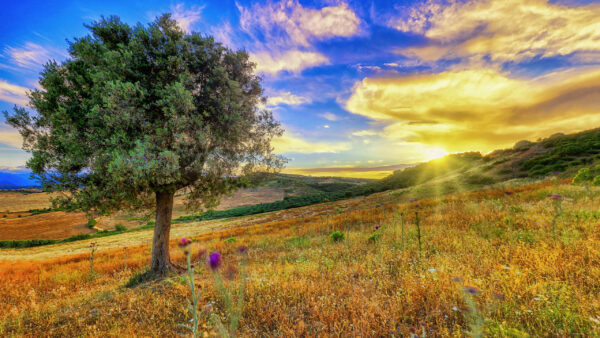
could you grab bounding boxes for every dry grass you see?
[1,180,599,336]
[0,187,285,241]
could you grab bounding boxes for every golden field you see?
[0,179,599,336]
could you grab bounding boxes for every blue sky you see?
[1,0,600,178]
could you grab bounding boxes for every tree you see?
[4,14,284,275]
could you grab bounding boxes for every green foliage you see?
[368,233,381,243]
[330,231,345,243]
[225,237,236,243]
[87,218,98,229]
[114,224,127,232]
[4,14,283,215]
[593,176,600,186]
[520,129,600,177]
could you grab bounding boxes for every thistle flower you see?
[208,252,222,270]
[178,237,192,247]
[504,190,513,195]
[547,194,562,200]
[374,225,380,230]
[89,241,97,248]
[463,285,481,296]
[237,245,249,254]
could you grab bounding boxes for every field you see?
[0,187,284,242]
[0,178,599,336]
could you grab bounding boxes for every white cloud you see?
[238,1,360,48]
[319,112,340,121]
[251,49,328,75]
[267,91,311,106]
[171,3,204,32]
[0,80,29,106]
[3,42,65,70]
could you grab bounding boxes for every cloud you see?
[267,91,311,106]
[389,0,600,64]
[3,42,65,70]
[351,129,377,137]
[0,123,23,148]
[251,49,328,75]
[319,112,340,121]
[0,80,29,106]
[272,131,350,154]
[238,1,360,48]
[170,3,204,32]
[346,67,600,152]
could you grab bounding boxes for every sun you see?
[423,147,449,161]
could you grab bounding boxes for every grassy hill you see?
[1,177,598,336]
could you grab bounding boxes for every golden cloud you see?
[391,0,600,63]
[346,68,600,152]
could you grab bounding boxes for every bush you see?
[87,218,97,229]
[593,176,600,186]
[225,237,236,243]
[330,231,345,243]
[114,224,127,232]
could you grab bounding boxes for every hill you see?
[0,168,40,189]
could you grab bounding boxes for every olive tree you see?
[4,14,284,275]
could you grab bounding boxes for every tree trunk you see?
[150,190,175,275]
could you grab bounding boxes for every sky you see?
[1,0,600,178]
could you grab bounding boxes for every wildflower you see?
[492,291,506,300]
[237,245,249,254]
[547,194,562,200]
[208,252,222,270]
[552,171,560,175]
[504,190,513,195]
[463,285,481,296]
[89,241,96,248]
[178,237,192,247]
[451,276,464,283]
[374,225,380,230]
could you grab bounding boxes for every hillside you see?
[1,178,599,336]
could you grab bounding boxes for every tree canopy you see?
[5,14,284,213]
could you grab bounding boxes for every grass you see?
[0,179,599,336]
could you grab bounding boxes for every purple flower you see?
[178,237,192,247]
[208,252,222,270]
[463,285,481,296]
[237,245,249,254]
[504,190,513,195]
[547,194,562,200]
[375,226,380,230]
[552,172,560,175]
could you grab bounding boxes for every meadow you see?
[0,177,599,336]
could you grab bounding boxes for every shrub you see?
[593,176,600,186]
[87,218,98,229]
[114,224,127,232]
[330,231,345,243]
[225,237,236,243]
